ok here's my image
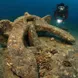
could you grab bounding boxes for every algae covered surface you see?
[0,36,78,78]
[0,12,77,78]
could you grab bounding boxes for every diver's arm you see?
[65,6,68,19]
[54,11,57,19]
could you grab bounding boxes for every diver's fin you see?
[42,15,52,24]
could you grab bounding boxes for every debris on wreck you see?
[62,60,72,67]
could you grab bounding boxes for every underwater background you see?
[0,0,78,45]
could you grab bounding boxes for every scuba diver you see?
[54,3,68,23]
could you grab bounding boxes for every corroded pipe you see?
[6,13,38,78]
[34,19,75,43]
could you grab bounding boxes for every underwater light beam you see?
[57,19,63,23]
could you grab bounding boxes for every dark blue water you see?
[0,0,78,45]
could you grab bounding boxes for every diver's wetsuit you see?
[54,3,68,20]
